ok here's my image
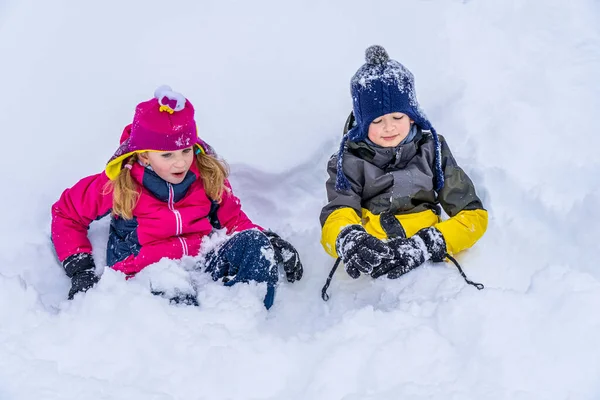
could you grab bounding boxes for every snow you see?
[1,0,600,399]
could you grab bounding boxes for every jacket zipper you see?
[167,183,188,256]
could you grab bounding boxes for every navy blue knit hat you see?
[336,45,444,192]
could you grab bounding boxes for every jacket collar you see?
[348,127,424,170]
[130,162,197,203]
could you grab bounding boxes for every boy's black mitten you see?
[263,231,303,283]
[63,253,99,299]
[336,225,393,279]
[371,227,447,279]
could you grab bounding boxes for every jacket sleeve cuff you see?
[435,209,488,255]
[321,208,362,258]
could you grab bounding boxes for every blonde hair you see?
[196,151,229,202]
[105,150,228,220]
[104,155,141,220]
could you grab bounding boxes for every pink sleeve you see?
[51,172,114,262]
[217,180,262,234]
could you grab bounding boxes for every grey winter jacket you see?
[320,127,484,227]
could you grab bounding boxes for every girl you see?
[52,86,303,309]
[320,46,487,290]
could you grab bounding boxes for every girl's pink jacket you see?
[51,161,259,276]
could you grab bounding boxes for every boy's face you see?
[367,112,413,147]
[138,146,195,184]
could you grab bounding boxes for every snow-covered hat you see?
[105,86,212,180]
[335,45,444,192]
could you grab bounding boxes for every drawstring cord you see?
[321,258,341,301]
[445,254,484,290]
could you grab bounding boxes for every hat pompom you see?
[153,85,186,112]
[365,45,389,65]
[153,85,173,99]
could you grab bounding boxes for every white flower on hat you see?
[154,85,186,112]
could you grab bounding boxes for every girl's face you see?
[138,146,195,184]
[367,112,414,147]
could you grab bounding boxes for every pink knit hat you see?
[106,86,211,180]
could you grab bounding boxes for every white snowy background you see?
[1,0,600,399]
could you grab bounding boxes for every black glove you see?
[371,227,447,279]
[336,225,393,279]
[264,231,303,283]
[414,227,447,262]
[63,253,99,299]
